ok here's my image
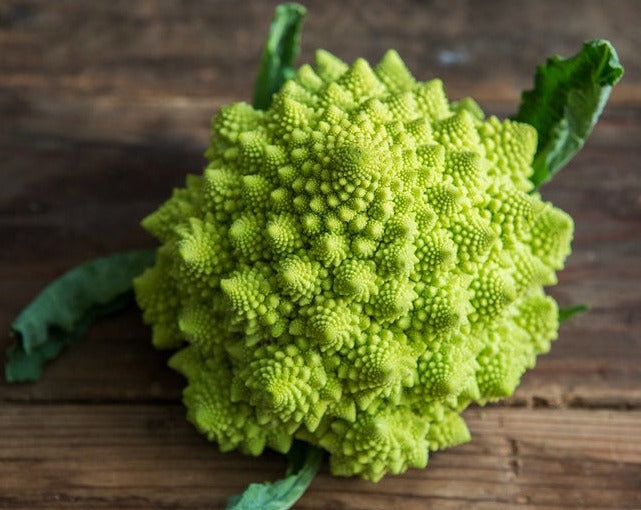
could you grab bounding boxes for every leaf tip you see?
[559,304,589,323]
[514,39,623,189]
[252,2,308,110]
[584,39,624,85]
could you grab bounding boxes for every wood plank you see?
[0,0,639,107]
[0,405,639,509]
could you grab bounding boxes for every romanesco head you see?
[134,49,573,481]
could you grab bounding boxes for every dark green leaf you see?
[559,304,589,323]
[5,249,156,382]
[514,39,623,188]
[252,3,306,110]
[226,442,323,510]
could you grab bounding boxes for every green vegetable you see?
[6,250,155,382]
[514,39,623,188]
[226,441,322,510]
[135,45,579,481]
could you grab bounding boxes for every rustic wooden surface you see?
[1,1,640,508]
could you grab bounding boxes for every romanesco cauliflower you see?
[134,50,572,481]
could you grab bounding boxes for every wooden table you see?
[1,1,640,508]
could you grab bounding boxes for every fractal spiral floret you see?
[134,50,573,481]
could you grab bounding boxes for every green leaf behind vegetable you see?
[514,39,623,188]
[252,2,306,110]
[559,304,589,323]
[5,249,156,382]
[226,442,323,510]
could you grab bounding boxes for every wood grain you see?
[1,0,640,508]
[0,405,639,509]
